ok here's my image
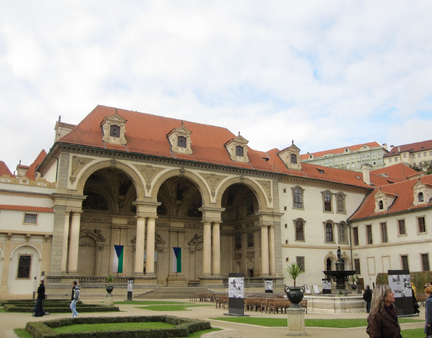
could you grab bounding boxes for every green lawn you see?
[136,304,211,311]
[212,317,422,328]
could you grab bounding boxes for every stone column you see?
[134,217,146,275]
[67,212,81,273]
[269,225,276,276]
[146,217,156,275]
[61,211,70,273]
[202,222,211,276]
[260,225,269,276]
[212,222,221,276]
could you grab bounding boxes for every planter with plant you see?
[284,263,306,308]
[106,274,116,294]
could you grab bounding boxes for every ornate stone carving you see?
[0,174,56,188]
[257,179,273,203]
[246,251,255,259]
[185,223,201,228]
[187,233,203,247]
[70,156,94,183]
[134,164,164,190]
[81,216,111,224]
[234,252,242,260]
[200,173,227,197]
[79,228,106,242]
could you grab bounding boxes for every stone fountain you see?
[323,246,356,295]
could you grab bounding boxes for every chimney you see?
[362,163,371,185]
[382,143,388,151]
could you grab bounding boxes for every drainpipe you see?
[348,221,353,270]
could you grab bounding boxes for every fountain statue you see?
[323,246,356,295]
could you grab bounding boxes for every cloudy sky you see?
[1,1,432,171]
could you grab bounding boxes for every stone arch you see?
[150,169,211,205]
[10,244,41,258]
[75,160,145,199]
[215,177,269,211]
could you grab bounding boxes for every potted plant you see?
[106,274,116,294]
[284,263,306,308]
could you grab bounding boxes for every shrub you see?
[26,316,211,338]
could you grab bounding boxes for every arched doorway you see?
[156,176,203,285]
[80,167,137,276]
[221,183,259,277]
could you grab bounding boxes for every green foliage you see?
[3,300,119,313]
[106,274,116,284]
[376,271,432,298]
[13,329,33,338]
[284,263,305,286]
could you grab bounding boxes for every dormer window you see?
[110,125,120,137]
[374,190,397,213]
[167,124,193,155]
[278,143,302,170]
[225,134,249,163]
[101,111,127,145]
[412,180,432,206]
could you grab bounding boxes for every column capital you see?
[133,200,161,217]
[199,206,225,222]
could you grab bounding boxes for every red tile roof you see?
[55,105,374,189]
[369,163,421,187]
[0,161,14,177]
[349,175,432,221]
[0,205,54,213]
[25,150,47,180]
[300,142,383,160]
[384,139,432,157]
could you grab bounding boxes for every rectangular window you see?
[17,255,32,279]
[353,227,359,246]
[403,153,407,158]
[296,256,305,271]
[366,225,373,245]
[419,217,427,232]
[24,213,37,224]
[422,254,430,271]
[418,217,426,233]
[236,146,244,157]
[380,222,388,243]
[337,194,345,213]
[324,193,332,211]
[401,255,409,271]
[398,219,406,235]
[354,259,361,274]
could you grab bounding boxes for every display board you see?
[227,273,245,316]
[265,280,273,293]
[388,270,413,315]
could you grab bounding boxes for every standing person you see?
[425,287,432,338]
[367,284,402,338]
[412,282,420,315]
[363,285,373,313]
[70,281,80,318]
[33,280,45,317]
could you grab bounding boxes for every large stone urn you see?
[284,285,305,308]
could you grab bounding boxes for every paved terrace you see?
[0,298,424,338]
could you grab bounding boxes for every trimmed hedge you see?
[25,315,211,338]
[376,271,432,295]
[3,300,119,313]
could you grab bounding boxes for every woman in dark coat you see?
[34,280,45,317]
[367,284,402,338]
[425,287,432,337]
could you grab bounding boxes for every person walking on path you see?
[33,280,45,317]
[70,281,80,318]
[424,287,432,337]
[367,284,402,338]
[363,285,372,313]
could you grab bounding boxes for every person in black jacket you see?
[363,285,373,313]
[34,280,45,317]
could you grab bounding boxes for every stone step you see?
[134,286,217,299]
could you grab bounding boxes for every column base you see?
[166,274,187,286]
[287,308,306,336]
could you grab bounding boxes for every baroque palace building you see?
[0,105,430,298]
